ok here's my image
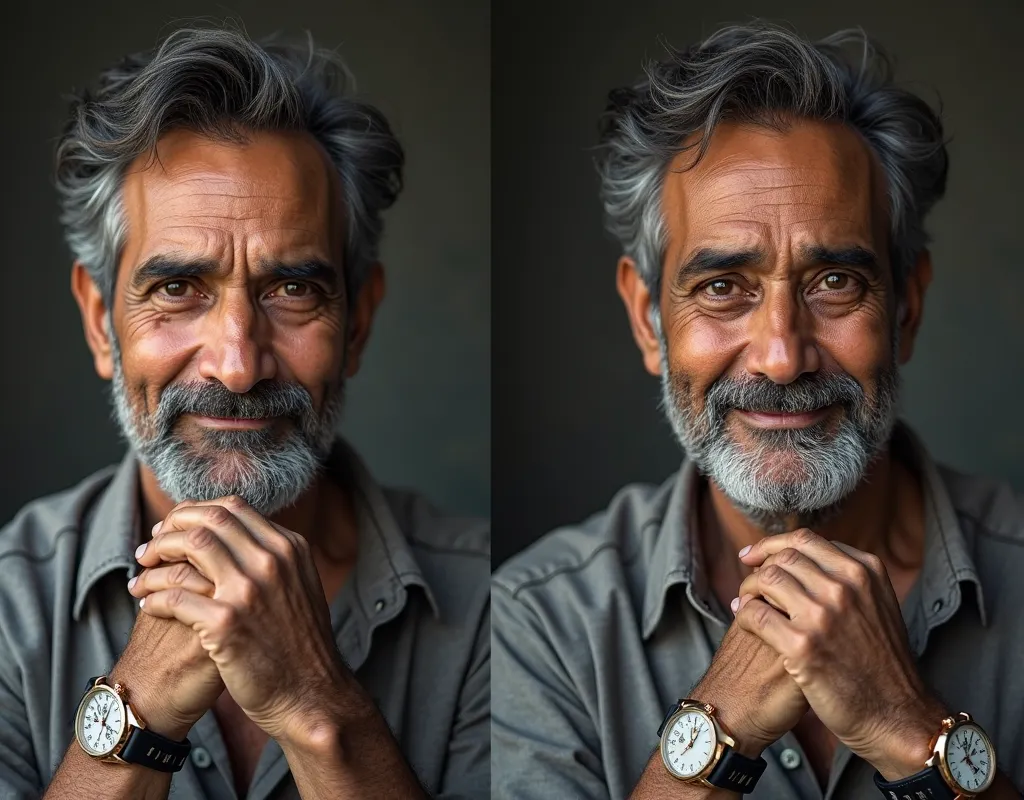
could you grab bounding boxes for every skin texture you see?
[48,130,425,800]
[623,121,1018,799]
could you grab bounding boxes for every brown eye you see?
[821,273,850,290]
[161,281,190,297]
[704,279,735,297]
[283,282,308,296]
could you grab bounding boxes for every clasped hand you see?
[730,528,943,776]
[128,495,352,744]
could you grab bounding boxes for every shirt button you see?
[779,748,802,770]
[374,599,386,613]
[932,599,944,613]
[191,746,212,769]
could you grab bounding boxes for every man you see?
[0,26,489,800]
[492,22,1023,800]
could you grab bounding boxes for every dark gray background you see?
[493,0,1024,565]
[0,0,489,526]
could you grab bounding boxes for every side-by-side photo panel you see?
[0,1,489,798]
[492,1,1024,798]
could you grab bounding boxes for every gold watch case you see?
[74,676,147,764]
[659,700,735,787]
[926,712,996,798]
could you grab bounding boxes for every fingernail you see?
[152,522,161,534]
[139,597,146,608]
[730,597,740,613]
[135,543,147,559]
[738,545,752,557]
[127,577,138,590]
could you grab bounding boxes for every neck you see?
[700,443,926,595]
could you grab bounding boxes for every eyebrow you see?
[129,255,340,291]
[798,244,880,272]
[675,248,764,284]
[674,244,880,284]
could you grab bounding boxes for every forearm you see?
[281,706,427,800]
[629,751,740,799]
[43,743,170,800]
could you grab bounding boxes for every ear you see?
[616,256,663,376]
[896,249,932,365]
[343,262,386,379]
[71,261,114,380]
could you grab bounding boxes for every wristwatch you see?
[658,699,767,793]
[873,712,996,799]
[74,676,192,772]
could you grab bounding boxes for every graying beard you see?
[107,331,344,516]
[655,313,900,530]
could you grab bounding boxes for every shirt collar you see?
[640,421,988,641]
[73,441,439,623]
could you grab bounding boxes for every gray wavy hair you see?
[596,22,949,312]
[55,25,404,309]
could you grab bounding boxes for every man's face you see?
[633,120,910,530]
[88,129,364,514]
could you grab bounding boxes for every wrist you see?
[691,683,774,759]
[868,702,946,781]
[105,668,195,742]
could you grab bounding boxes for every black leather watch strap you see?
[706,746,767,794]
[120,726,191,773]
[873,767,956,799]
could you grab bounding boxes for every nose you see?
[196,288,277,393]
[742,284,820,384]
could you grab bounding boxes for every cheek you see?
[270,322,347,391]
[665,304,747,388]
[118,317,197,405]
[816,309,892,384]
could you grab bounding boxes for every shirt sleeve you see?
[491,582,611,800]
[437,588,491,799]
[0,623,44,798]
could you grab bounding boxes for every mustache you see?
[704,372,865,418]
[152,380,315,428]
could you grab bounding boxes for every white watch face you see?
[76,687,124,757]
[662,709,717,778]
[944,723,994,793]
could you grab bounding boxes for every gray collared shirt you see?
[492,424,1024,798]
[0,442,490,799]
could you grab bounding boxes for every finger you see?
[137,526,242,586]
[128,562,215,599]
[733,596,800,657]
[737,558,815,619]
[739,528,850,573]
[138,587,226,631]
[155,501,268,573]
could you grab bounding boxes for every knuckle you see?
[234,577,258,607]
[835,580,854,609]
[790,630,815,661]
[776,547,801,567]
[806,601,830,629]
[169,562,193,586]
[166,587,187,609]
[253,551,279,580]
[203,506,233,527]
[848,562,872,590]
[187,526,215,550]
[222,495,248,511]
[211,604,236,632]
[749,602,774,631]
[760,564,785,586]
[793,528,817,547]
[862,553,885,576]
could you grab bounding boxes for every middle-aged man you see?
[0,26,489,800]
[493,22,1023,800]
